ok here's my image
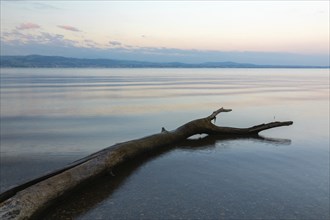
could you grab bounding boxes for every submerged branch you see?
[0,107,293,220]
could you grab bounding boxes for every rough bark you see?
[0,107,293,219]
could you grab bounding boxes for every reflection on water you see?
[40,134,329,220]
[0,68,329,219]
[1,68,328,117]
[40,134,291,219]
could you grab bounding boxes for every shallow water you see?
[0,68,329,219]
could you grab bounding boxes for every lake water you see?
[0,68,329,219]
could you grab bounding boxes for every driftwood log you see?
[0,107,293,219]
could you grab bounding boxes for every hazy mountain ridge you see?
[0,55,328,68]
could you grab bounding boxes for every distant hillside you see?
[0,55,328,68]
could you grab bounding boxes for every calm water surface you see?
[0,68,329,219]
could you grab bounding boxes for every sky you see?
[0,0,329,65]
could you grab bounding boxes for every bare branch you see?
[207,107,232,121]
[0,107,293,220]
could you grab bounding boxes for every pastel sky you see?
[1,1,329,65]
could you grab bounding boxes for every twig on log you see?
[0,107,293,220]
[207,107,232,120]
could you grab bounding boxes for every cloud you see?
[16,23,40,30]
[83,39,101,48]
[1,33,329,66]
[57,25,81,32]
[1,29,79,47]
[109,41,122,46]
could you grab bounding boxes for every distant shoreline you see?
[1,55,329,69]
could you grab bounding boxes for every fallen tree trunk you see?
[0,107,293,219]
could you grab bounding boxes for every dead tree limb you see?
[0,107,293,220]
